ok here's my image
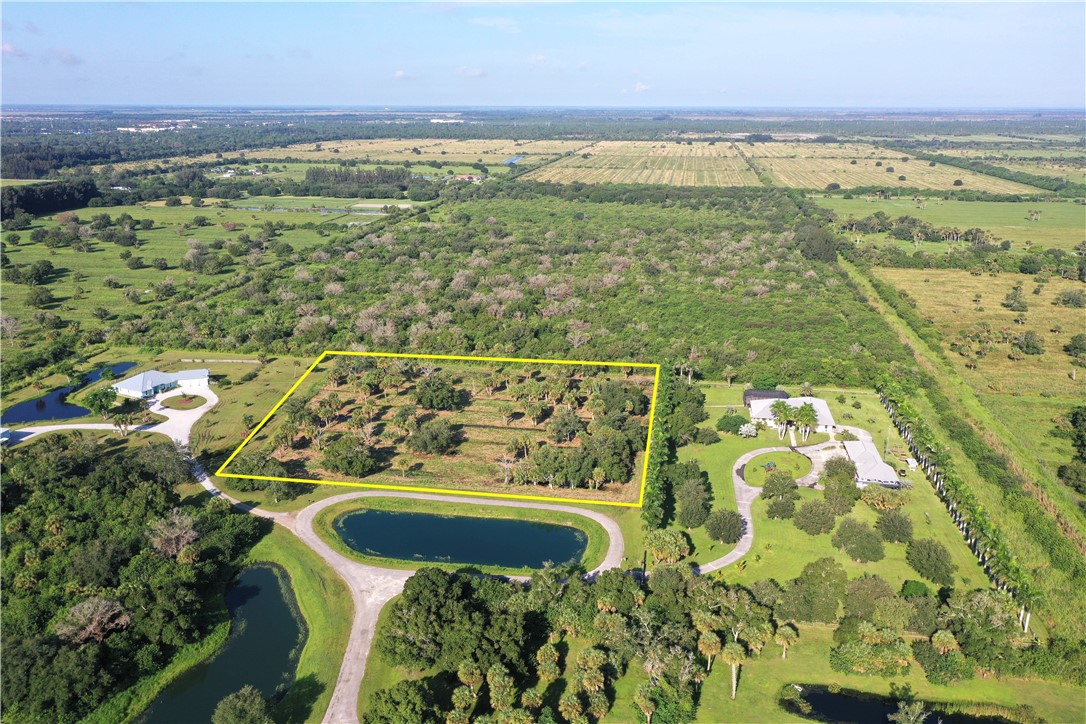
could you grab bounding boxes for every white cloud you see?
[577,61,589,72]
[458,66,487,78]
[634,82,650,93]
[393,69,415,81]
[49,48,83,66]
[2,43,28,59]
[468,16,520,34]
[529,54,548,68]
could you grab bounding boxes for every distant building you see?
[749,396,836,431]
[112,369,209,400]
[743,389,789,408]
[452,174,482,182]
[844,440,901,488]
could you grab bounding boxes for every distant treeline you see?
[0,177,98,221]
[4,111,1083,178]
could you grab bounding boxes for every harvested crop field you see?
[527,140,759,186]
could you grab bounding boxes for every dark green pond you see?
[140,565,305,724]
[334,509,588,568]
[783,685,1009,723]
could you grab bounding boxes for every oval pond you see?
[334,509,588,569]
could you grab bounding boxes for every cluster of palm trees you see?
[768,400,819,442]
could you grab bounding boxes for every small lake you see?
[783,685,1008,723]
[140,565,305,724]
[1,362,135,425]
[334,509,588,569]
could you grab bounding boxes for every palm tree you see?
[931,629,957,655]
[698,631,721,672]
[393,457,412,479]
[775,624,798,659]
[496,455,517,485]
[769,400,792,440]
[722,365,736,387]
[721,642,746,700]
[794,403,818,442]
[633,683,656,724]
[113,412,136,437]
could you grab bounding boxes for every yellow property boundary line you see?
[215,351,661,508]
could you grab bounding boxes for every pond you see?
[782,685,1008,723]
[334,509,588,569]
[1,362,136,425]
[139,565,305,724]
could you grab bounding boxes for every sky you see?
[1,2,1084,109]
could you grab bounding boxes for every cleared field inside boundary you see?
[217,351,661,508]
[527,140,759,186]
[760,157,1040,192]
[241,138,588,166]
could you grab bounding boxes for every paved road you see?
[289,489,625,724]
[696,435,844,575]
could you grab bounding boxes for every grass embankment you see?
[245,525,353,724]
[842,258,1085,637]
[312,496,609,577]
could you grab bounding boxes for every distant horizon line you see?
[2,103,1083,114]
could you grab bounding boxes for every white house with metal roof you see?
[111,369,209,399]
[749,396,836,431]
[844,440,901,488]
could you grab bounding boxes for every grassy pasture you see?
[240,137,584,168]
[869,267,1086,529]
[817,197,1086,251]
[231,358,655,505]
[0,202,338,328]
[756,156,1038,193]
[871,268,1085,399]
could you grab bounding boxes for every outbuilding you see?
[844,440,901,488]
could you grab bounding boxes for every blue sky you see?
[2,2,1083,108]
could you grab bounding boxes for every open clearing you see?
[744,142,1040,193]
[817,197,1086,251]
[226,355,657,505]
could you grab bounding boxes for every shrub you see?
[693,427,720,445]
[715,414,748,434]
[767,497,796,519]
[906,539,956,586]
[413,373,460,411]
[832,519,885,562]
[876,509,913,543]
[323,437,380,477]
[911,640,975,685]
[406,418,459,455]
[794,500,836,535]
[705,509,744,544]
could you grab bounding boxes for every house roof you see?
[749,396,835,428]
[743,389,789,405]
[112,369,208,394]
[844,440,901,486]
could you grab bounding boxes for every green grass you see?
[842,259,1084,638]
[245,525,353,724]
[1,204,336,328]
[816,197,1086,251]
[694,625,1085,723]
[161,394,207,410]
[312,496,609,577]
[743,451,813,487]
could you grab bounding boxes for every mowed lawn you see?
[232,359,655,506]
[818,197,1086,251]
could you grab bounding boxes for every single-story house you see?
[749,396,836,431]
[743,389,790,408]
[112,369,209,399]
[844,440,901,488]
